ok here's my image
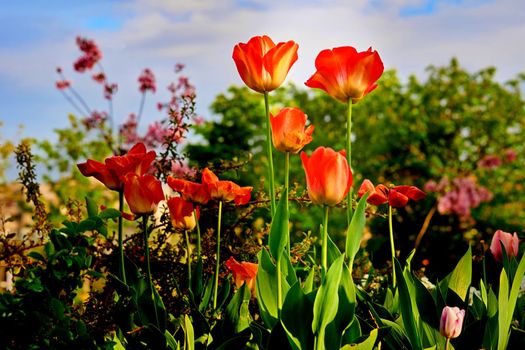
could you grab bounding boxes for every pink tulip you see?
[490,230,519,262]
[440,306,465,339]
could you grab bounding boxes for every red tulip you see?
[490,230,519,262]
[270,107,314,154]
[301,147,352,206]
[225,256,258,296]
[440,306,465,339]
[123,173,164,215]
[305,46,384,104]
[201,168,252,205]
[167,176,211,205]
[167,197,198,231]
[358,179,425,208]
[233,35,298,93]
[77,142,156,191]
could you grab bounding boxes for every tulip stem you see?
[322,206,330,279]
[277,255,283,315]
[388,205,397,287]
[264,92,276,216]
[118,190,126,285]
[445,338,450,350]
[194,209,201,257]
[285,151,290,256]
[213,201,223,310]
[142,215,160,329]
[346,99,354,224]
[185,230,192,290]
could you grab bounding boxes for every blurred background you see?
[0,0,524,279]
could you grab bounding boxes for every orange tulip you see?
[270,107,314,154]
[305,46,384,104]
[301,147,352,206]
[358,179,425,208]
[202,168,252,205]
[225,256,258,296]
[233,35,298,93]
[167,197,198,231]
[77,142,156,191]
[123,173,164,215]
[167,176,211,205]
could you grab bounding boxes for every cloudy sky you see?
[1,0,524,144]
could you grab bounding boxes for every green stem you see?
[346,99,354,224]
[213,201,223,309]
[277,255,283,315]
[388,205,397,287]
[322,206,330,279]
[185,230,192,290]
[118,190,126,284]
[285,152,290,256]
[142,215,159,328]
[264,92,276,216]
[194,209,201,257]
[445,337,450,350]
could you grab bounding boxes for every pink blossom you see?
[104,83,118,100]
[174,63,185,73]
[504,149,517,163]
[477,154,502,169]
[55,80,71,90]
[82,111,108,130]
[92,72,106,83]
[73,37,102,72]
[171,161,196,178]
[138,68,157,93]
[440,306,465,339]
[119,114,139,145]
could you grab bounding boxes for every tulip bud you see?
[270,107,314,154]
[489,230,520,262]
[167,197,197,231]
[123,173,164,215]
[440,306,465,339]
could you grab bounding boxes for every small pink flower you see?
[477,154,502,169]
[138,68,156,93]
[55,80,71,90]
[440,306,465,339]
[104,83,118,100]
[490,230,520,262]
[92,72,106,83]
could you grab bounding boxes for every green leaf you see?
[225,283,252,333]
[340,328,378,350]
[394,258,422,350]
[281,281,315,350]
[444,246,472,301]
[28,251,46,262]
[77,218,99,233]
[99,208,121,220]
[303,268,315,294]
[312,255,344,349]
[256,248,279,328]
[85,196,98,217]
[345,194,368,266]
[269,188,289,261]
[165,330,178,350]
[327,233,342,266]
[183,314,195,350]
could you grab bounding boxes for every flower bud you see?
[440,306,465,339]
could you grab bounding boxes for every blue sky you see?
[1,0,524,148]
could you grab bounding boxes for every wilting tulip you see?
[301,147,352,206]
[440,306,465,339]
[123,173,164,215]
[490,230,520,262]
[77,142,155,191]
[167,176,211,205]
[270,107,314,154]
[202,168,252,205]
[232,35,298,93]
[226,256,258,296]
[305,46,384,104]
[167,197,198,231]
[358,179,425,208]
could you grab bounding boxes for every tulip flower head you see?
[167,197,198,231]
[301,147,352,206]
[440,306,465,339]
[202,168,252,205]
[305,46,384,104]
[167,176,211,205]
[270,107,314,154]
[225,256,258,296]
[490,230,520,262]
[123,173,164,215]
[77,142,156,191]
[233,35,298,93]
[358,179,425,208]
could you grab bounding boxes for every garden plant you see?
[0,34,524,350]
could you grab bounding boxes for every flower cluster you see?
[73,36,102,72]
[425,176,492,218]
[138,68,157,93]
[82,110,108,130]
[477,149,517,169]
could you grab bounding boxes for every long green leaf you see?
[345,194,368,266]
[281,281,315,350]
[225,283,252,334]
[395,258,422,350]
[445,246,472,301]
[340,328,378,350]
[183,314,195,350]
[269,188,289,261]
[312,255,344,349]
